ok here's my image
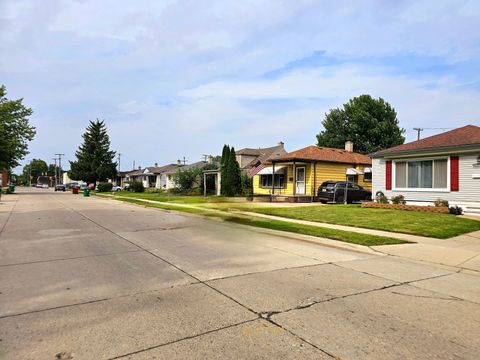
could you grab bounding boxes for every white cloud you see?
[2,0,480,172]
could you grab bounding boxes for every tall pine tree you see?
[228,147,242,196]
[220,144,230,195]
[69,119,117,185]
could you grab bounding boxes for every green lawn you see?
[249,205,480,239]
[111,192,236,204]
[113,197,407,246]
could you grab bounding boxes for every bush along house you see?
[252,141,372,202]
[371,125,480,215]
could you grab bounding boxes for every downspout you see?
[312,161,316,202]
[293,161,296,199]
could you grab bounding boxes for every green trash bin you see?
[83,188,90,197]
[9,185,15,193]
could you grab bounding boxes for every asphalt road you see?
[0,188,479,359]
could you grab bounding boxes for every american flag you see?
[247,160,265,177]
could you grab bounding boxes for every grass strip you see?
[114,197,409,246]
[248,205,480,239]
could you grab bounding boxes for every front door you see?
[295,167,306,195]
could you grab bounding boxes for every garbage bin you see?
[83,188,90,197]
[73,187,79,194]
[8,185,14,193]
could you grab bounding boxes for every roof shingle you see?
[271,145,371,165]
[373,125,480,157]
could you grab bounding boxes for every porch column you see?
[272,163,275,195]
[293,161,296,196]
[217,172,221,196]
[313,161,317,201]
[203,173,207,196]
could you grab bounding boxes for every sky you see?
[1,0,480,172]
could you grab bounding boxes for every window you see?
[260,174,285,188]
[394,158,448,189]
[364,172,372,182]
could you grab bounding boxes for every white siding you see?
[372,158,386,197]
[373,154,480,207]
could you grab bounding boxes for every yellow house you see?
[253,142,372,201]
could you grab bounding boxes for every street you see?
[0,188,479,359]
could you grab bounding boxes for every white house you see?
[371,125,480,214]
[126,164,183,189]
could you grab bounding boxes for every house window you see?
[260,174,285,188]
[394,159,448,189]
[363,172,372,182]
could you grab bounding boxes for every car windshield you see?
[322,182,336,188]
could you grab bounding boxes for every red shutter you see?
[450,156,459,191]
[386,160,392,190]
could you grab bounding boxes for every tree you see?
[0,85,36,170]
[69,119,117,185]
[220,144,230,196]
[227,147,242,196]
[21,159,48,185]
[316,95,405,154]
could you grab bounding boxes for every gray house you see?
[371,125,480,215]
[235,142,287,173]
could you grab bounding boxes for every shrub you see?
[174,167,203,193]
[449,206,463,215]
[128,180,145,193]
[145,188,166,194]
[97,182,113,192]
[241,174,253,196]
[376,194,389,204]
[434,199,449,208]
[391,195,406,205]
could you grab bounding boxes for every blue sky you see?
[1,0,480,172]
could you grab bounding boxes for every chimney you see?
[208,155,213,164]
[154,162,158,167]
[177,159,182,165]
[345,140,354,152]
[278,141,284,148]
[138,166,141,170]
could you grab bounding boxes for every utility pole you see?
[182,156,187,165]
[413,128,423,141]
[55,153,65,184]
[118,153,121,172]
[28,160,32,187]
[52,157,58,186]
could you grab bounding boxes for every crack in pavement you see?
[109,319,259,359]
[0,280,201,319]
[389,291,458,301]
[0,194,18,239]
[0,249,144,268]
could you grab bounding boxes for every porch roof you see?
[257,166,286,175]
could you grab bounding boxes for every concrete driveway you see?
[0,188,479,359]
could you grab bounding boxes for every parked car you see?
[79,184,88,190]
[65,182,78,189]
[55,184,66,192]
[317,181,371,204]
[112,186,122,191]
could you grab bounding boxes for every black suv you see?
[317,181,371,203]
